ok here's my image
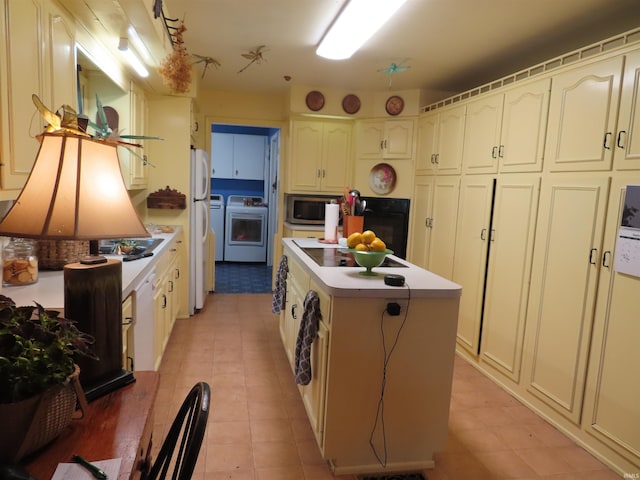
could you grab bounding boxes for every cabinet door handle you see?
[430,153,435,164]
[435,153,439,164]
[589,248,598,265]
[617,130,626,149]
[235,169,239,176]
[384,139,388,150]
[162,294,167,308]
[291,303,298,319]
[481,228,487,241]
[317,169,321,178]
[169,280,174,293]
[498,145,504,158]
[603,132,612,150]
[492,146,498,158]
[490,229,495,242]
[122,316,133,326]
[602,250,611,268]
[380,140,385,151]
[322,169,326,178]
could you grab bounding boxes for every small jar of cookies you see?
[3,238,38,286]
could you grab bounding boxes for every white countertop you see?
[283,237,461,299]
[2,227,183,309]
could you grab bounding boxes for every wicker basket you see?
[37,239,90,270]
[0,365,86,463]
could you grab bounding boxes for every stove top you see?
[300,247,408,268]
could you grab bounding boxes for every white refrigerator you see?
[189,148,210,314]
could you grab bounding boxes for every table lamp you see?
[0,97,150,400]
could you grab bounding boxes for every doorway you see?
[208,122,281,292]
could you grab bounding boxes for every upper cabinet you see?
[123,81,148,189]
[614,48,640,171]
[356,119,415,159]
[416,105,466,175]
[0,0,76,194]
[462,78,550,174]
[289,119,352,193]
[544,56,624,172]
[211,132,267,180]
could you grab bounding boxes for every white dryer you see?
[224,195,268,262]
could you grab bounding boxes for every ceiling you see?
[156,0,640,100]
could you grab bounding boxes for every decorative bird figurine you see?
[192,54,221,79]
[378,61,411,87]
[238,45,267,73]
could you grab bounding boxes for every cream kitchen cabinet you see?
[409,175,460,279]
[416,105,466,175]
[582,176,640,471]
[544,56,624,172]
[613,48,640,171]
[479,175,540,383]
[119,81,149,189]
[212,132,267,180]
[462,78,550,174]
[452,176,495,355]
[0,0,76,194]
[289,119,352,193]
[523,174,610,424]
[356,118,415,159]
[122,295,134,370]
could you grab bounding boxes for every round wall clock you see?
[305,90,325,111]
[342,94,361,114]
[385,95,404,116]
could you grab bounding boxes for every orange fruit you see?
[355,243,369,251]
[361,230,376,244]
[369,238,386,252]
[347,232,363,249]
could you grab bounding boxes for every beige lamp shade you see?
[0,132,150,240]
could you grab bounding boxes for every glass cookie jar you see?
[3,238,38,286]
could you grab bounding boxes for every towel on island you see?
[271,255,288,314]
[294,290,322,385]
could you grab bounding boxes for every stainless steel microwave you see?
[285,194,338,225]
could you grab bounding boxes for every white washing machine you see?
[210,194,225,261]
[224,195,268,262]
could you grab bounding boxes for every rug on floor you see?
[358,474,426,480]
[214,262,272,293]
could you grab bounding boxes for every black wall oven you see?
[362,197,410,259]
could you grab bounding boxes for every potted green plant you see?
[0,294,96,463]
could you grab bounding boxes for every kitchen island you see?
[279,238,461,475]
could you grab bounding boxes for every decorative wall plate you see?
[342,94,361,114]
[385,95,404,116]
[305,90,325,111]
[368,163,397,195]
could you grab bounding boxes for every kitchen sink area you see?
[99,238,165,256]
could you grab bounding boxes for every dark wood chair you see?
[145,382,210,480]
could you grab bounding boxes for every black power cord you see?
[369,282,411,467]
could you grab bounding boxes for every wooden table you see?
[26,371,159,480]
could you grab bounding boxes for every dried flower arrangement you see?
[158,20,192,93]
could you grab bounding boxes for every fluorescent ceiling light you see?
[317,0,408,60]
[127,26,153,64]
[118,37,149,77]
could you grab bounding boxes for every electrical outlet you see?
[386,302,401,316]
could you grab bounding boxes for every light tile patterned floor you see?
[152,293,622,479]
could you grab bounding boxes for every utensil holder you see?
[343,216,364,239]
